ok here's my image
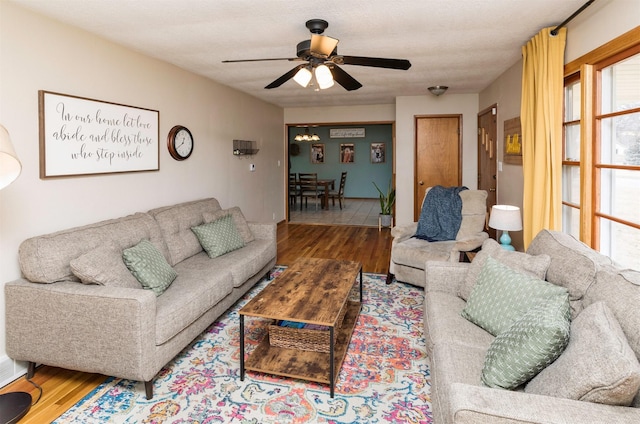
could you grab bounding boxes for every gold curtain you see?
[521,27,567,248]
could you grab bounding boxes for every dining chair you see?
[298,173,322,211]
[288,173,300,209]
[328,172,347,209]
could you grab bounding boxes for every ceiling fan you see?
[222,19,411,91]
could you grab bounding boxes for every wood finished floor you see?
[0,222,393,423]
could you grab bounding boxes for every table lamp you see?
[488,205,522,251]
[0,124,31,424]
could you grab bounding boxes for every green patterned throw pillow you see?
[122,240,177,296]
[461,256,569,336]
[191,213,245,258]
[482,297,571,389]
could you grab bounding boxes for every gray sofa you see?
[424,229,640,423]
[5,198,276,399]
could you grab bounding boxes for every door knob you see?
[419,181,424,185]
[489,188,496,192]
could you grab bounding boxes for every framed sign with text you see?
[329,128,365,138]
[38,90,160,178]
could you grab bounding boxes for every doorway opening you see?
[286,122,395,226]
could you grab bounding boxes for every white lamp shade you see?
[488,205,522,231]
[0,125,22,190]
[315,64,334,89]
[293,67,312,87]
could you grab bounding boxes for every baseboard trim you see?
[0,355,28,388]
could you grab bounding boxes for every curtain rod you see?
[550,0,597,35]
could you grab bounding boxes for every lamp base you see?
[0,391,31,424]
[499,231,515,251]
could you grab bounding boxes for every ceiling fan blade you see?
[222,57,299,63]
[329,65,362,91]
[340,55,412,70]
[265,64,305,89]
[310,34,339,58]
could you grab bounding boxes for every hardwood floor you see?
[0,222,393,423]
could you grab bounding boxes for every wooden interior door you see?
[414,115,462,220]
[477,105,498,239]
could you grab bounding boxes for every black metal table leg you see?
[359,267,363,303]
[240,314,245,381]
[329,325,335,398]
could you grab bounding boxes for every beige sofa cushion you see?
[19,212,168,284]
[583,267,640,360]
[424,290,495,355]
[149,198,222,266]
[456,190,488,241]
[527,229,612,316]
[70,240,141,289]
[155,254,233,345]
[459,238,550,301]
[526,301,640,406]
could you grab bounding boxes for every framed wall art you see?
[38,90,159,178]
[370,142,385,163]
[504,116,523,165]
[310,143,325,164]
[340,143,355,163]
[330,128,365,138]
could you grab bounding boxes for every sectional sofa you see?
[5,197,277,399]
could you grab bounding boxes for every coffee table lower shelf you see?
[243,301,360,396]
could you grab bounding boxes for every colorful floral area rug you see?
[53,267,432,424]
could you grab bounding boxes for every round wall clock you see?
[167,125,193,160]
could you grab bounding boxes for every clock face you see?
[175,129,193,157]
[168,125,193,160]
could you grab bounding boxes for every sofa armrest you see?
[5,279,158,381]
[425,261,469,295]
[391,222,418,243]
[448,383,640,424]
[248,222,277,240]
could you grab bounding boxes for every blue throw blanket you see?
[414,185,468,241]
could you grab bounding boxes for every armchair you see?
[387,188,488,287]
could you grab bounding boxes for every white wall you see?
[284,104,395,124]
[564,0,640,63]
[395,94,480,225]
[0,2,284,384]
[479,62,526,250]
[285,98,480,226]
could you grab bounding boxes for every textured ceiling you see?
[11,0,592,108]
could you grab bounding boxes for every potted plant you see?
[373,180,396,227]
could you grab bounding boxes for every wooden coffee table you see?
[239,257,363,397]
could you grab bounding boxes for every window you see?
[562,76,581,240]
[563,35,640,271]
[595,52,640,269]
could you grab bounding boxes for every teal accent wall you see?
[288,124,393,199]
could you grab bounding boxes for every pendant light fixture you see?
[294,127,320,142]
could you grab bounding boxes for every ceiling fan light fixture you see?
[428,85,448,96]
[293,66,313,87]
[315,64,334,89]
